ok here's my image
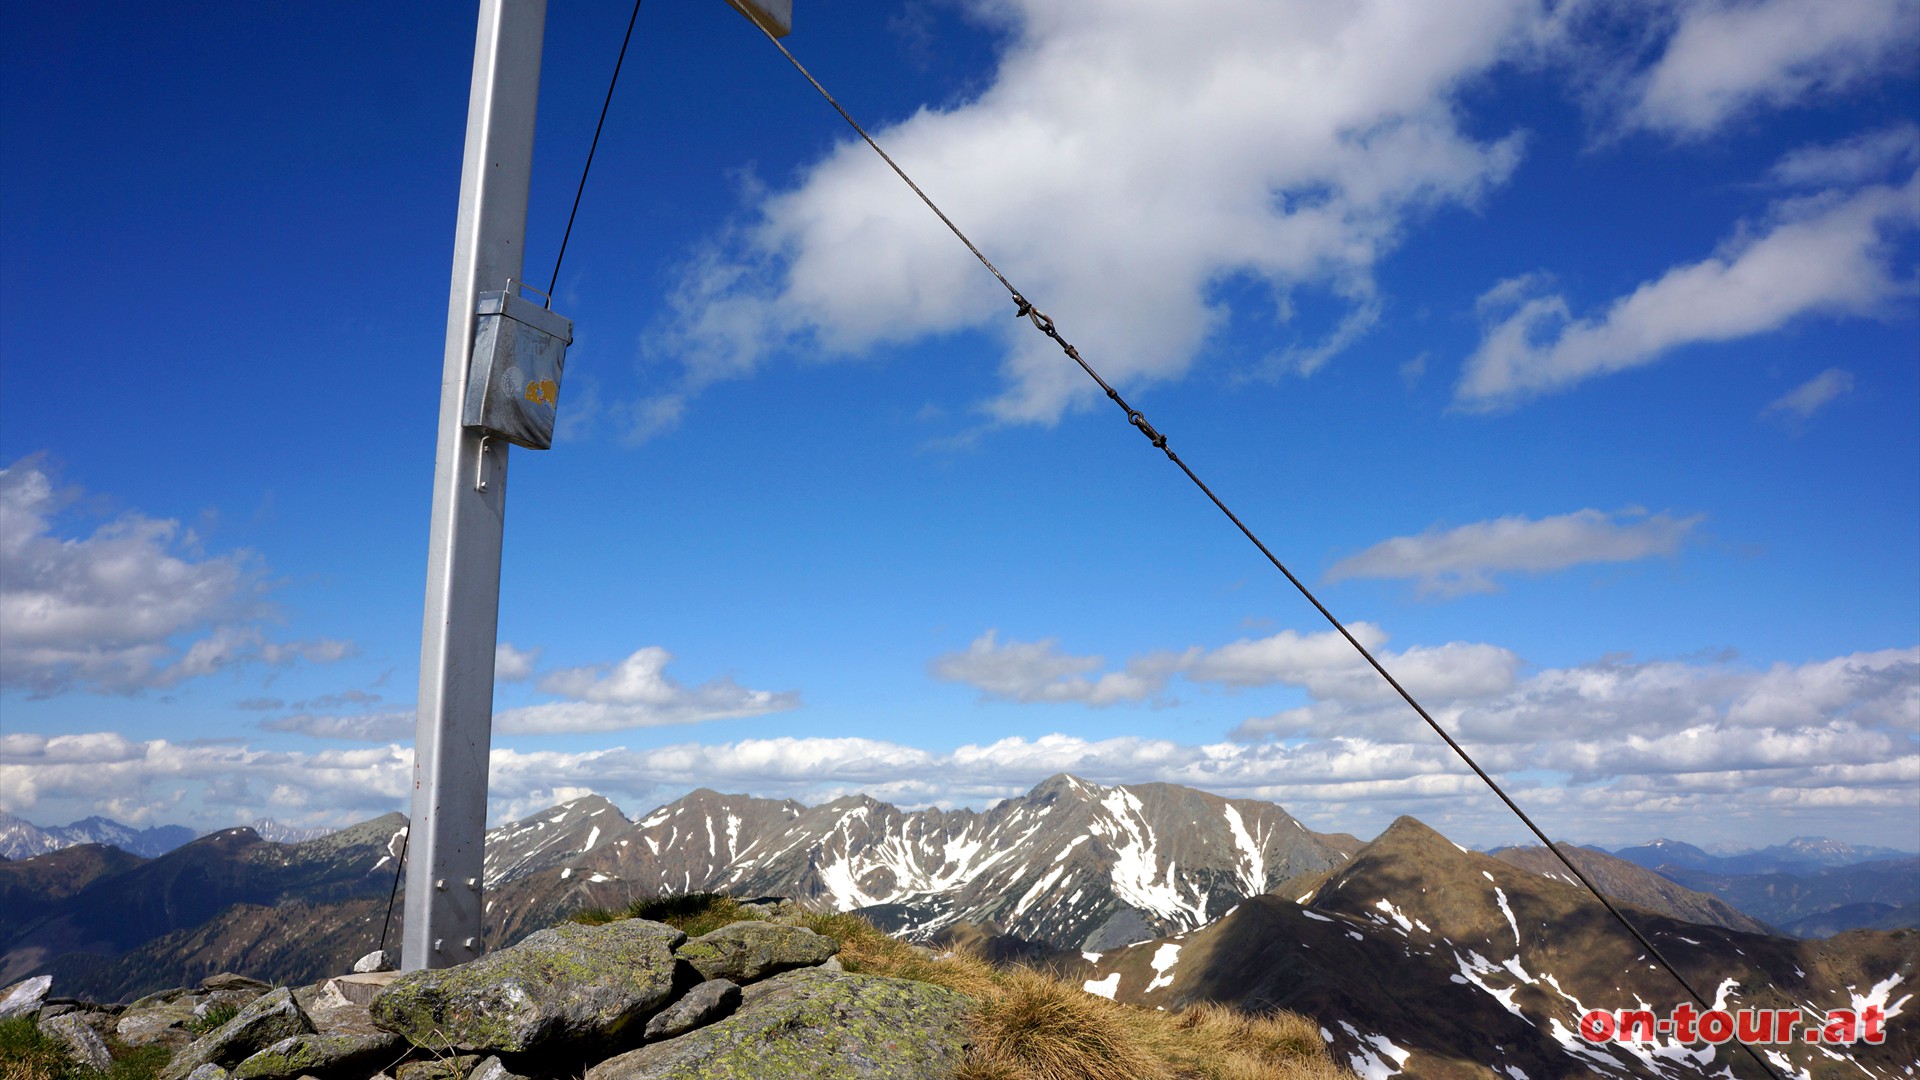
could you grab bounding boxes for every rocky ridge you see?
[2,899,964,1080]
[539,774,1359,953]
[1490,841,1775,934]
[1079,816,1920,1079]
[0,812,196,861]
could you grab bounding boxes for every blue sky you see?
[3,0,1916,851]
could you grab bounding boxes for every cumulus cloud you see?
[9,641,1915,845]
[1326,508,1702,596]
[262,710,416,742]
[497,647,798,734]
[1231,646,1918,752]
[1760,367,1855,425]
[1626,0,1920,138]
[1455,166,1920,408]
[0,459,352,695]
[593,2,1920,431]
[495,642,540,682]
[635,0,1534,436]
[927,630,1170,705]
[932,624,1520,705]
[0,731,412,829]
[251,647,794,740]
[1768,123,1920,188]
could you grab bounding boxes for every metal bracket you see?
[475,436,495,492]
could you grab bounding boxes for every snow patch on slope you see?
[1146,943,1181,993]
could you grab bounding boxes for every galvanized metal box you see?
[463,287,573,450]
[724,0,791,37]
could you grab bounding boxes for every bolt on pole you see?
[405,0,548,971]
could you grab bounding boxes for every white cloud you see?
[9,640,1915,845]
[932,624,1520,705]
[637,0,1534,435]
[0,459,352,695]
[1768,123,1920,188]
[251,647,797,740]
[498,646,798,734]
[1456,168,1920,408]
[0,731,412,830]
[1628,0,1920,137]
[1231,646,1919,754]
[262,710,416,742]
[630,2,1919,430]
[1326,508,1702,596]
[1186,629,1522,704]
[1760,367,1855,424]
[927,630,1169,705]
[495,642,540,682]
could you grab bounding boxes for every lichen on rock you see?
[393,1053,481,1080]
[38,1012,114,1072]
[231,1030,407,1080]
[641,978,740,1042]
[161,987,315,1080]
[674,922,839,984]
[369,919,684,1055]
[585,968,970,1080]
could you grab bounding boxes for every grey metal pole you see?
[404,0,548,971]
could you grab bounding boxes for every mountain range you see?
[0,812,333,860]
[4,776,1916,1077]
[1613,837,1916,876]
[1080,816,1917,1079]
[0,811,196,860]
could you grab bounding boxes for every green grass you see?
[0,1015,72,1080]
[98,1046,169,1080]
[183,1004,236,1037]
[570,892,768,939]
[0,1015,173,1080]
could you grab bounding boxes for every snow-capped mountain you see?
[0,815,407,995]
[1613,836,1917,876]
[480,793,631,887]
[0,811,196,860]
[9,777,1917,1078]
[526,773,1360,951]
[1083,817,1919,1079]
[248,819,338,845]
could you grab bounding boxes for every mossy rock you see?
[584,968,970,1080]
[232,1030,407,1079]
[162,988,315,1080]
[675,922,838,984]
[394,1053,480,1080]
[370,919,684,1055]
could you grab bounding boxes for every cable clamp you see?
[1130,412,1168,449]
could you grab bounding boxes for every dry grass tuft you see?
[1143,1001,1353,1080]
[579,897,1350,1079]
[957,967,1162,1080]
[800,912,1002,1000]
[802,911,1349,1079]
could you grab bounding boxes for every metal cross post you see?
[404,0,548,972]
[403,0,793,972]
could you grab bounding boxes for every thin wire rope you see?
[753,26,1785,1080]
[547,0,646,296]
[378,829,408,957]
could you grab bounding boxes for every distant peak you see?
[559,793,625,816]
[1029,773,1099,798]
